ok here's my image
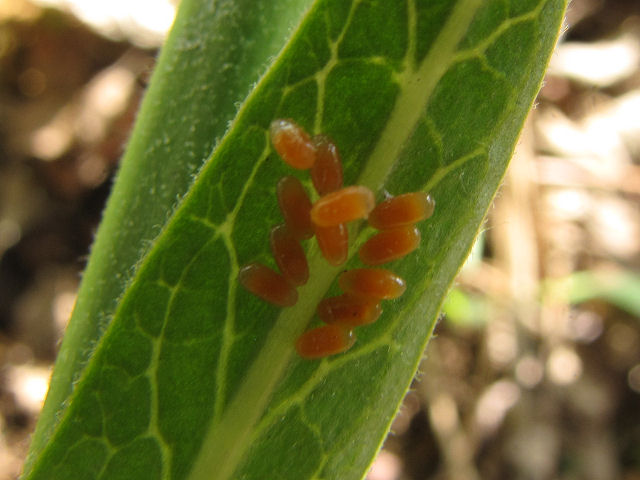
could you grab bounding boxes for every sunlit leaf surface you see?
[24,0,566,478]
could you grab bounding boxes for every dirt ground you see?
[1,0,639,479]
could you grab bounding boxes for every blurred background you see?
[0,0,638,478]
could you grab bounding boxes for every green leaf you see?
[545,270,640,318]
[24,0,566,479]
[24,0,316,472]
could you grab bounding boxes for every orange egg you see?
[314,223,348,266]
[295,324,355,359]
[368,192,435,230]
[338,268,406,300]
[238,262,298,307]
[359,225,420,265]
[270,224,309,286]
[310,135,343,196]
[310,186,375,227]
[270,119,316,169]
[317,294,382,327]
[276,176,314,240]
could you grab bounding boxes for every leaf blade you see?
[24,0,567,479]
[24,0,316,473]
[190,0,487,477]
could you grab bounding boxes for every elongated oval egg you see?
[359,225,420,265]
[317,294,382,327]
[270,119,316,169]
[314,223,348,266]
[270,224,309,286]
[295,324,355,359]
[310,135,343,196]
[238,262,298,307]
[338,268,406,300]
[368,192,435,230]
[276,175,314,240]
[311,185,375,227]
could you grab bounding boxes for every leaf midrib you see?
[186,0,483,478]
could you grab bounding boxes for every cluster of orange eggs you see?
[239,119,434,359]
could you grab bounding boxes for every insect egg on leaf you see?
[359,225,421,266]
[310,135,343,196]
[238,262,298,307]
[310,185,375,227]
[338,268,406,300]
[276,175,314,240]
[270,119,316,169]
[368,192,435,230]
[295,324,356,359]
[270,224,309,286]
[317,294,382,328]
[314,223,348,266]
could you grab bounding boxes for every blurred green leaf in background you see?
[22,0,567,479]
[546,269,640,318]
